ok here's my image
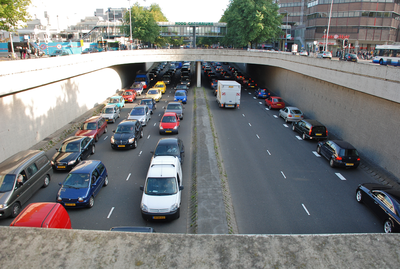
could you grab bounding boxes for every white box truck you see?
[217,80,241,108]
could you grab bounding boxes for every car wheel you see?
[87,196,95,208]
[95,135,99,142]
[91,144,96,155]
[292,125,296,131]
[11,203,21,218]
[104,127,108,133]
[133,139,138,149]
[103,176,109,187]
[384,220,393,233]
[268,105,272,110]
[285,117,288,123]
[140,130,144,138]
[356,190,363,203]
[42,174,50,188]
[329,158,335,168]
[302,133,307,140]
[379,59,384,65]
[316,146,321,154]
[118,113,120,118]
[175,207,180,219]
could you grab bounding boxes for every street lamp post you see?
[325,0,334,53]
[285,10,288,51]
[128,0,132,49]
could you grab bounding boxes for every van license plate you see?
[65,203,75,206]
[57,166,66,169]
[226,105,234,107]
[118,145,125,147]
[153,216,166,220]
[316,133,322,136]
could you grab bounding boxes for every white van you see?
[140,156,183,221]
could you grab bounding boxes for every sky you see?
[28,0,231,28]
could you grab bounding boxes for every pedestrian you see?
[27,47,31,59]
[19,47,23,59]
[22,47,26,59]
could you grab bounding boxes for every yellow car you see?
[146,88,162,102]
[154,81,167,94]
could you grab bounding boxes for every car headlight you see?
[111,136,115,143]
[141,203,149,212]
[68,160,76,165]
[0,203,6,209]
[173,126,178,130]
[57,197,62,202]
[174,98,177,101]
[159,125,164,130]
[78,197,84,202]
[128,138,135,143]
[170,203,179,212]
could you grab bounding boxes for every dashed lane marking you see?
[302,204,310,215]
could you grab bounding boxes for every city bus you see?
[372,44,400,66]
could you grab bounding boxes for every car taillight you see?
[326,129,328,136]
[357,157,360,161]
[288,114,292,117]
[255,84,258,86]
[309,127,312,136]
[336,156,342,161]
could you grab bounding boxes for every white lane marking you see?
[296,136,302,140]
[256,134,260,139]
[312,151,321,157]
[281,171,286,179]
[242,114,245,117]
[335,173,347,181]
[126,173,131,181]
[265,107,269,111]
[104,136,108,140]
[253,97,256,99]
[248,123,252,127]
[267,150,271,155]
[302,204,310,215]
[107,207,115,219]
[273,115,278,118]
[154,123,157,126]
[248,92,251,95]
[259,102,262,105]
[147,135,151,139]
[139,151,142,156]
[283,124,289,128]
[159,114,161,116]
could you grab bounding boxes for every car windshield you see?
[155,84,163,88]
[259,89,267,93]
[145,177,177,195]
[109,98,120,104]
[273,98,283,103]
[176,85,186,89]
[60,141,81,152]
[154,144,179,157]
[116,125,134,133]
[131,83,142,88]
[130,108,144,116]
[136,77,146,82]
[123,91,133,96]
[167,104,182,110]
[0,174,16,193]
[141,100,152,105]
[339,149,359,157]
[148,90,158,94]
[81,122,97,130]
[63,173,90,188]
[162,116,177,123]
[290,109,302,115]
[102,107,115,113]
[175,92,186,96]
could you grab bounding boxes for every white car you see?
[127,105,151,126]
[140,156,184,221]
[317,51,332,59]
[279,106,304,123]
[299,50,308,56]
[100,104,120,123]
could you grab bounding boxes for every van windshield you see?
[145,177,177,195]
[0,174,16,192]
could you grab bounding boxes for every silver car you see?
[279,106,304,123]
[165,102,184,120]
[100,104,120,123]
[128,105,151,126]
[317,51,332,59]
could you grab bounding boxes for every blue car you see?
[255,88,271,99]
[107,96,125,109]
[56,160,108,208]
[174,90,187,104]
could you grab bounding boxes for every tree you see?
[221,0,282,48]
[124,3,160,44]
[149,4,167,22]
[0,0,31,31]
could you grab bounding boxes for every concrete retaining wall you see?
[248,64,400,180]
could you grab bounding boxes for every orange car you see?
[122,89,137,103]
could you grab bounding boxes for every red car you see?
[122,89,137,103]
[159,112,180,134]
[75,116,107,142]
[265,96,286,110]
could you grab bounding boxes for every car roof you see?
[63,136,87,143]
[120,119,138,125]
[175,90,187,94]
[70,160,102,173]
[84,116,102,123]
[163,112,178,117]
[103,104,118,108]
[167,102,182,106]
[362,183,400,204]
[330,140,356,149]
[156,138,179,146]
[0,150,44,174]
[301,119,324,126]
[134,105,149,109]
[287,106,300,110]
[109,96,122,99]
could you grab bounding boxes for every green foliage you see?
[0,0,31,31]
[149,3,168,22]
[221,0,282,48]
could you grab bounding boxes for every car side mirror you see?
[179,186,184,191]
[58,183,62,186]
[140,186,144,191]
[150,151,154,154]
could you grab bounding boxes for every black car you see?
[111,120,143,150]
[162,74,172,85]
[151,138,185,164]
[52,136,95,171]
[317,140,360,168]
[174,84,188,92]
[341,53,358,62]
[180,76,191,87]
[356,183,400,233]
[140,98,157,114]
[292,119,328,141]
